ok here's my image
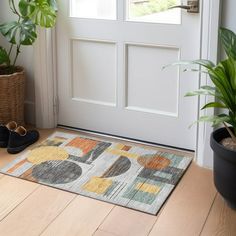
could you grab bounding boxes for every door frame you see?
[34,0,221,168]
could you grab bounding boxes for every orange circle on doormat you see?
[137,155,170,170]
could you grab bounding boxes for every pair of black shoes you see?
[0,121,39,154]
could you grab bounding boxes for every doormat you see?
[0,132,192,215]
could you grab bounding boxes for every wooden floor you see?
[0,128,235,236]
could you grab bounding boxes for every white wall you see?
[221,0,236,32]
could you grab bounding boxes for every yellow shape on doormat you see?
[82,177,113,194]
[135,182,161,194]
[27,146,69,164]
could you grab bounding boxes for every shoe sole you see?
[7,136,39,154]
[0,141,8,148]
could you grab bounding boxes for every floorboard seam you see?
[198,192,218,236]
[38,194,78,236]
[0,184,40,223]
[93,229,119,236]
[94,205,116,235]
[147,201,167,236]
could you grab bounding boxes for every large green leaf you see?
[0,47,10,66]
[48,0,58,11]
[221,58,236,91]
[18,0,34,17]
[208,66,235,111]
[220,27,236,60]
[19,0,57,28]
[164,27,236,132]
[0,19,37,45]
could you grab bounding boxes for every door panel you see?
[57,0,200,150]
[126,44,179,116]
[71,39,117,106]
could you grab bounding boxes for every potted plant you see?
[0,0,58,125]
[167,27,236,209]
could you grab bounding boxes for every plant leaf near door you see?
[165,27,236,209]
[0,0,58,71]
[0,0,58,124]
[166,27,236,150]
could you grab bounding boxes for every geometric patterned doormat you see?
[0,132,192,215]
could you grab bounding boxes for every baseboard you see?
[24,100,35,125]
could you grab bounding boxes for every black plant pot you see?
[210,127,236,209]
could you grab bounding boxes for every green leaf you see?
[163,59,215,70]
[220,27,236,60]
[182,68,208,74]
[164,27,236,132]
[192,59,216,69]
[0,19,37,45]
[208,66,235,110]
[48,0,58,11]
[18,0,33,17]
[19,0,57,28]
[0,47,10,66]
[200,85,216,91]
[185,88,218,97]
[201,102,226,110]
[190,114,230,128]
[221,58,236,91]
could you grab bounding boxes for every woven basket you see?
[0,66,25,125]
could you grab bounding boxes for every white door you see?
[57,0,200,150]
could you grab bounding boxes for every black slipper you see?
[0,121,17,148]
[7,126,40,154]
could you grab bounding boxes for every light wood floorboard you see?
[148,164,217,236]
[41,196,114,236]
[93,229,117,236]
[100,206,157,236]
[0,128,235,236]
[0,186,75,236]
[200,194,236,236]
[0,176,39,221]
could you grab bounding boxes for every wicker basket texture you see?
[0,67,25,125]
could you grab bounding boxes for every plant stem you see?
[9,0,21,17]
[8,0,15,14]
[8,44,13,57]
[223,122,236,143]
[8,0,22,68]
[13,45,21,67]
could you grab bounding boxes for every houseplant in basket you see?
[0,0,58,125]
[167,27,236,209]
